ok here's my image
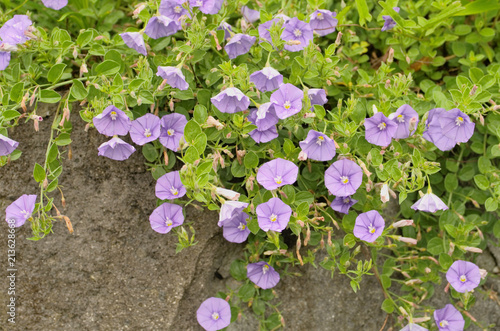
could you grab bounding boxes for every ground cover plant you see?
[1,0,500,329]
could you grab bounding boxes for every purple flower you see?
[41,0,68,10]
[423,108,456,151]
[149,202,184,234]
[93,105,132,137]
[0,134,19,156]
[211,87,250,113]
[308,88,327,109]
[223,211,250,243]
[364,112,398,147]
[247,261,280,289]
[256,158,298,190]
[446,260,481,293]
[129,114,161,145]
[249,126,278,143]
[97,137,136,161]
[281,17,313,52]
[0,15,33,45]
[258,18,281,45]
[256,197,292,232]
[5,194,37,227]
[324,159,363,196]
[389,104,419,139]
[400,324,428,331]
[159,0,189,22]
[218,201,248,227]
[189,0,223,15]
[433,304,464,331]
[145,16,180,39]
[250,67,283,92]
[196,297,231,331]
[120,32,147,56]
[309,10,338,36]
[217,22,232,40]
[439,108,475,144]
[381,7,400,32]
[353,210,385,243]
[411,192,448,213]
[159,113,187,151]
[241,5,260,23]
[270,83,303,119]
[224,33,256,59]
[248,102,279,131]
[299,130,336,161]
[156,66,189,90]
[330,196,358,214]
[0,52,11,71]
[155,171,186,200]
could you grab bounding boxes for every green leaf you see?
[454,0,500,16]
[95,60,121,76]
[194,104,208,124]
[70,79,88,100]
[485,197,498,212]
[47,63,67,83]
[2,110,21,121]
[381,298,394,313]
[380,275,391,289]
[142,144,158,162]
[355,0,372,26]
[39,90,61,103]
[427,237,444,255]
[193,132,207,154]
[444,173,458,192]
[478,156,491,174]
[244,151,259,169]
[76,29,94,47]
[247,217,260,234]
[474,174,490,190]
[313,105,326,120]
[183,146,199,164]
[9,82,24,103]
[238,283,255,302]
[439,253,453,270]
[47,144,59,162]
[33,163,46,183]
[230,259,247,281]
[55,133,72,146]
[183,119,202,143]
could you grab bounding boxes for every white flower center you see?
[343,198,350,204]
[368,224,376,234]
[170,186,179,196]
[110,111,117,120]
[167,129,175,136]
[274,176,282,184]
[293,28,302,37]
[270,214,278,222]
[284,101,291,110]
[174,6,182,13]
[439,320,449,327]
[456,116,464,126]
[340,176,349,184]
[165,217,173,227]
[316,136,325,145]
[378,122,387,130]
[317,12,324,20]
[396,114,404,123]
[211,312,220,320]
[238,222,246,231]
[460,274,467,282]
[21,210,30,218]
[144,128,152,137]
[262,264,269,274]
[196,0,202,6]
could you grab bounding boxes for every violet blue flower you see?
[156,66,189,90]
[381,7,400,32]
[446,260,481,293]
[217,22,233,40]
[256,158,298,190]
[93,105,132,137]
[250,67,283,92]
[0,134,19,156]
[159,0,189,22]
[433,304,464,331]
[308,88,327,110]
[389,104,419,139]
[309,10,338,36]
[439,108,475,143]
[249,126,279,144]
[256,197,292,232]
[0,15,33,45]
[159,113,187,151]
[247,261,280,289]
[129,113,161,145]
[324,159,363,196]
[241,6,260,23]
[248,102,279,131]
[97,137,136,161]
[411,192,448,213]
[364,112,398,147]
[400,324,428,331]
[330,196,358,215]
[299,130,336,161]
[41,0,68,10]
[155,171,186,200]
[145,16,180,39]
[149,202,184,234]
[196,297,231,331]
[222,211,250,243]
[5,194,37,227]
[189,0,223,15]
[218,201,249,227]
[423,108,456,151]
[224,33,256,59]
[353,210,385,243]
[120,32,147,56]
[211,87,250,113]
[281,17,313,52]
[270,83,303,119]
[0,52,11,71]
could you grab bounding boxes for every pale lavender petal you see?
[222,211,250,243]
[155,171,186,200]
[224,33,256,59]
[149,202,184,234]
[433,304,464,331]
[159,113,187,151]
[353,210,385,242]
[256,158,298,190]
[256,197,292,232]
[120,32,147,56]
[5,194,37,227]
[309,10,338,36]
[446,260,481,293]
[324,159,363,196]
[281,17,313,52]
[97,137,136,161]
[299,130,336,161]
[270,83,303,119]
[156,66,189,90]
[145,16,180,39]
[129,113,161,145]
[211,87,250,113]
[0,133,19,156]
[247,261,280,289]
[41,0,68,10]
[93,105,132,137]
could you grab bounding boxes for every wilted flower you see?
[256,197,292,232]
[156,66,189,90]
[0,134,19,156]
[120,32,147,56]
[5,194,37,227]
[433,304,464,331]
[270,83,303,119]
[211,87,250,113]
[41,0,68,10]
[247,261,280,289]
[149,202,184,234]
[129,113,161,145]
[97,137,136,161]
[145,16,180,39]
[308,88,328,110]
[241,5,260,23]
[299,130,336,161]
[256,158,298,190]
[189,0,223,15]
[411,192,448,213]
[196,297,231,331]
[159,113,187,151]
[381,7,400,31]
[309,10,338,36]
[217,22,233,39]
[250,67,283,92]
[224,33,256,59]
[400,323,428,331]
[330,196,357,214]
[353,210,385,243]
[446,260,481,293]
[389,104,419,139]
[155,171,186,200]
[364,112,398,147]
[325,159,363,196]
[93,105,131,137]
[218,201,248,227]
[159,0,189,22]
[222,210,250,243]
[281,17,313,52]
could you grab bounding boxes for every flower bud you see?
[215,187,240,200]
[387,48,394,64]
[462,246,483,253]
[298,151,308,161]
[380,183,390,203]
[479,268,488,279]
[397,236,417,245]
[392,219,413,228]
[470,85,478,96]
